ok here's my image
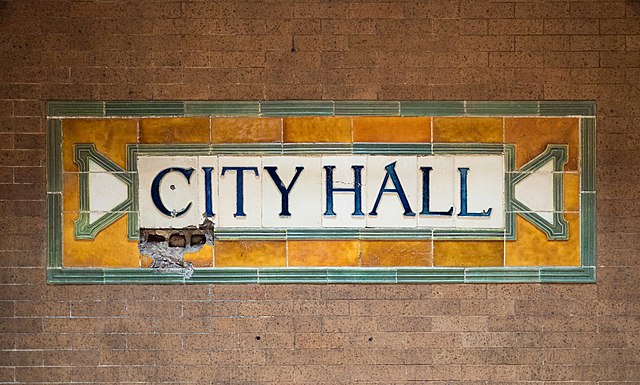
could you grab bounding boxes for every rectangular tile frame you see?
[46,100,596,284]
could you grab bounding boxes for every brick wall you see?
[1,0,639,383]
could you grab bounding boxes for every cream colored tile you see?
[138,156,199,228]
[366,156,418,228]
[262,156,322,228]
[217,156,262,228]
[321,156,367,228]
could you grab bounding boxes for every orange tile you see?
[433,117,503,143]
[212,118,282,143]
[139,118,210,144]
[433,240,504,267]
[62,119,137,171]
[353,117,431,143]
[62,173,79,212]
[505,214,580,266]
[214,241,286,267]
[564,173,580,212]
[360,240,432,267]
[185,244,214,268]
[63,214,140,268]
[505,118,579,170]
[288,240,359,267]
[283,117,352,143]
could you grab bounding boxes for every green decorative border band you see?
[47,100,597,118]
[46,100,596,284]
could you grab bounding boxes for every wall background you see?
[1,0,639,383]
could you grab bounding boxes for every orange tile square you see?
[505,118,579,170]
[185,244,214,268]
[63,214,140,268]
[62,173,79,212]
[360,240,432,267]
[214,241,286,267]
[433,240,504,267]
[283,117,352,143]
[62,119,138,171]
[288,240,359,267]
[353,117,431,143]
[433,117,503,143]
[139,118,210,144]
[505,213,580,266]
[565,173,580,212]
[212,118,282,143]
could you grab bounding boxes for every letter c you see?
[150,167,194,217]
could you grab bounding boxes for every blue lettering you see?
[324,165,364,216]
[264,166,304,216]
[370,162,415,216]
[150,167,194,218]
[221,166,259,217]
[458,167,492,217]
[419,166,453,216]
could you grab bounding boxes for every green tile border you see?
[47,101,105,117]
[46,101,597,118]
[46,100,597,284]
[46,120,62,193]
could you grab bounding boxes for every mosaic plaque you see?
[46,101,596,284]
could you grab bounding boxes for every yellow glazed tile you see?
[185,244,214,268]
[288,240,359,267]
[214,241,286,267]
[433,241,504,267]
[505,118,579,170]
[353,117,431,143]
[433,117,503,143]
[283,117,352,143]
[62,173,79,212]
[565,173,580,212]
[63,214,139,268]
[505,214,580,266]
[212,118,282,143]
[360,240,432,267]
[62,119,137,171]
[139,118,210,144]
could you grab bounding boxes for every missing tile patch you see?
[139,220,214,279]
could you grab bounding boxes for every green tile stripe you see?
[47,194,62,268]
[396,268,465,283]
[328,269,396,283]
[465,267,540,283]
[258,268,328,283]
[581,118,596,192]
[188,269,258,284]
[401,101,465,116]
[540,267,595,283]
[46,120,62,193]
[186,101,259,116]
[539,101,596,117]
[46,100,598,118]
[47,101,104,117]
[335,101,399,116]
[581,192,596,267]
[47,266,596,284]
[260,101,334,116]
[106,101,185,117]
[465,101,538,116]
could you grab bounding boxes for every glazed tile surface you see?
[47,101,596,283]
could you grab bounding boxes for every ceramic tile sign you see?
[46,101,596,284]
